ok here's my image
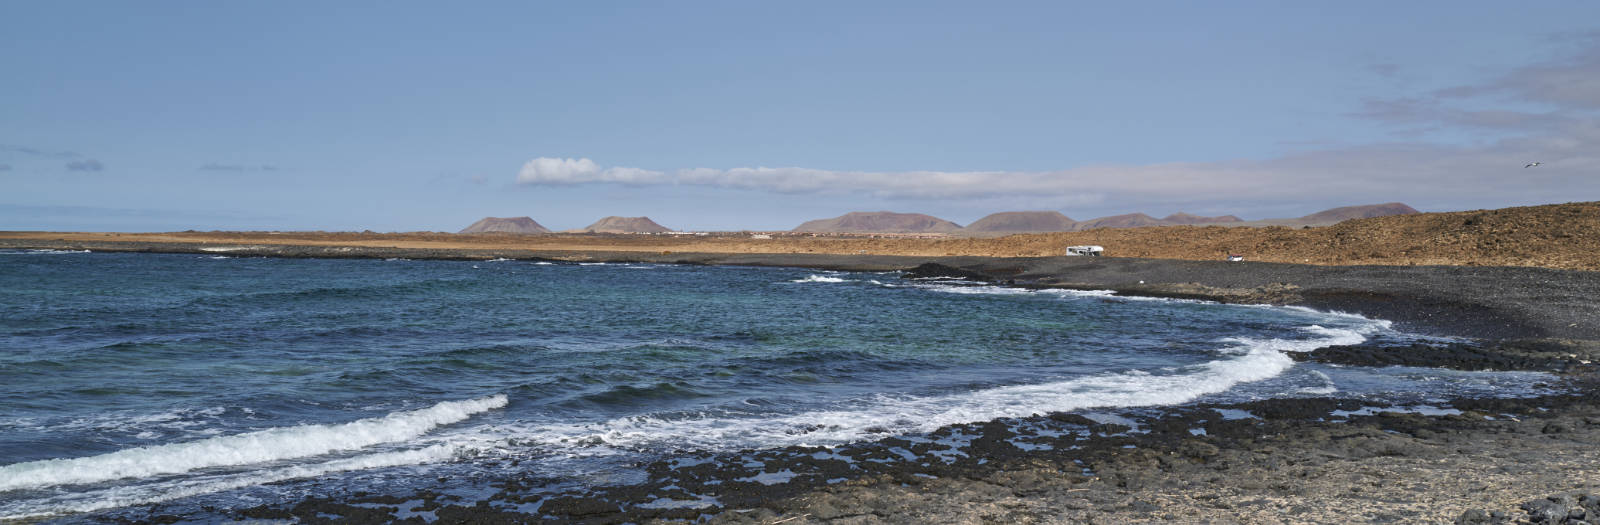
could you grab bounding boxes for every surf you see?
[0,395,507,492]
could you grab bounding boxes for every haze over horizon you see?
[3,2,1598,232]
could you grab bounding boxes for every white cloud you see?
[511,140,1598,208]
[516,157,670,185]
[517,157,600,183]
[514,39,1600,213]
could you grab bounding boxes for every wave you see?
[512,320,1383,452]
[0,249,92,255]
[791,274,849,283]
[0,444,468,521]
[0,395,507,492]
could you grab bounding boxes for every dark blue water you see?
[0,250,1549,520]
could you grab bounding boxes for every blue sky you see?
[3,2,1598,232]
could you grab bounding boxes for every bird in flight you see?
[1525,161,1542,168]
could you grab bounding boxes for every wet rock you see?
[1047,413,1100,426]
[900,263,995,282]
[541,495,620,518]
[1581,494,1600,515]
[1239,397,1365,420]
[1177,440,1221,460]
[1456,508,1510,524]
[1290,342,1574,372]
[1522,497,1570,523]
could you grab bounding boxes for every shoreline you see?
[9,240,1600,523]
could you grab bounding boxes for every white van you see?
[1065,245,1104,256]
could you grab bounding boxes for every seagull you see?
[1524,161,1542,168]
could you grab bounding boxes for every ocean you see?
[0,250,1553,521]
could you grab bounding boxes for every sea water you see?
[0,251,1551,520]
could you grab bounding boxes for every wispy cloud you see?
[517,38,1600,212]
[3,144,107,173]
[1434,33,1600,109]
[65,159,105,172]
[198,163,279,172]
[0,144,81,159]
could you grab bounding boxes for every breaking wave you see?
[512,321,1384,452]
[791,274,849,283]
[0,395,507,492]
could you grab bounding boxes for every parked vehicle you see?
[1065,245,1104,256]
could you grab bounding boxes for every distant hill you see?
[458,216,551,234]
[1231,202,1422,228]
[1066,204,1414,231]
[1069,212,1245,231]
[794,211,963,233]
[572,216,672,234]
[1071,213,1168,231]
[964,211,1077,233]
[1297,202,1420,223]
[1161,212,1243,225]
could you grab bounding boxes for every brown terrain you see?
[456,216,551,234]
[9,201,1589,270]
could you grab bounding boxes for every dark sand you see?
[6,240,1600,524]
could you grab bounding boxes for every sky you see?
[3,2,1598,232]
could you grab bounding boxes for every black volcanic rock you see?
[901,263,995,282]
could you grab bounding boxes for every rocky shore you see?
[7,239,1600,524]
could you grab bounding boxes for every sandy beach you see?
[3,232,1598,524]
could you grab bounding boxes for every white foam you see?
[4,249,92,255]
[511,319,1378,452]
[0,444,469,520]
[0,395,506,492]
[791,275,848,283]
[910,283,1124,299]
[1297,370,1339,395]
[908,283,1029,295]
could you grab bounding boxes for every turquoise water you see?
[0,251,1547,520]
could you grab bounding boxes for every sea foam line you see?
[517,322,1380,452]
[0,445,466,521]
[791,274,849,283]
[0,395,507,492]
